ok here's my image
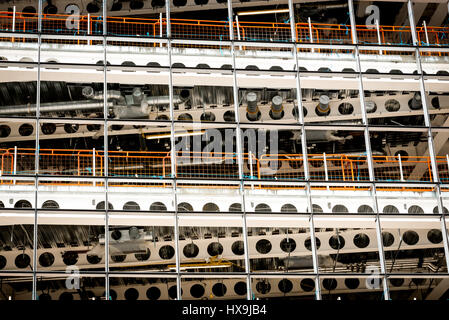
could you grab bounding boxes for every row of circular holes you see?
[13,57,447,77]
[22,1,236,16]
[11,199,447,215]
[41,276,425,301]
[2,228,443,270]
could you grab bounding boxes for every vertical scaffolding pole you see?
[289,0,321,300]
[308,17,314,52]
[227,0,252,301]
[408,0,449,280]
[376,19,382,55]
[102,0,110,301]
[348,0,390,300]
[165,0,182,301]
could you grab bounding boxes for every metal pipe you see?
[0,101,113,115]
[308,17,314,53]
[82,86,122,100]
[246,92,260,121]
[270,95,284,120]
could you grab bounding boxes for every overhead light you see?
[237,8,289,16]
[145,130,206,140]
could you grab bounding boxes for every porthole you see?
[256,239,272,254]
[111,230,122,240]
[87,124,101,132]
[229,203,242,212]
[383,205,399,214]
[0,125,11,138]
[427,229,442,244]
[183,243,199,258]
[382,232,395,247]
[146,287,161,300]
[177,202,193,212]
[38,252,55,267]
[86,2,100,13]
[59,292,73,301]
[38,293,52,300]
[19,124,34,136]
[212,283,226,297]
[207,242,223,256]
[412,278,425,286]
[431,97,440,109]
[203,202,219,212]
[190,284,205,298]
[200,112,216,122]
[357,205,374,214]
[23,6,37,15]
[111,125,124,131]
[281,204,297,213]
[135,249,151,261]
[312,204,323,213]
[353,233,370,248]
[329,235,345,250]
[278,279,293,293]
[121,61,136,72]
[385,99,400,112]
[159,245,175,259]
[168,285,182,299]
[344,278,359,289]
[300,279,315,292]
[433,206,449,214]
[234,281,247,295]
[280,238,296,253]
[0,201,4,208]
[173,0,187,6]
[123,201,140,211]
[96,201,113,210]
[150,202,167,211]
[322,279,337,291]
[255,203,271,213]
[402,230,419,245]
[124,288,139,301]
[64,124,79,133]
[151,0,165,7]
[111,1,123,10]
[304,237,321,251]
[15,254,31,269]
[130,0,145,10]
[338,103,354,115]
[111,255,126,263]
[156,115,169,121]
[42,200,59,209]
[408,205,424,214]
[256,281,271,294]
[389,278,404,287]
[87,254,101,264]
[292,106,308,119]
[231,240,244,255]
[62,252,78,265]
[178,113,193,122]
[332,205,348,213]
[15,200,32,208]
[0,255,6,269]
[104,289,117,300]
[223,110,235,122]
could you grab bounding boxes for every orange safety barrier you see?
[1,11,448,55]
[0,148,447,192]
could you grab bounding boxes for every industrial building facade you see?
[0,0,449,301]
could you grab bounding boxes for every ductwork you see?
[0,100,114,115]
[82,86,123,101]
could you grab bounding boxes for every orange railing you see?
[0,11,448,53]
[1,148,448,191]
